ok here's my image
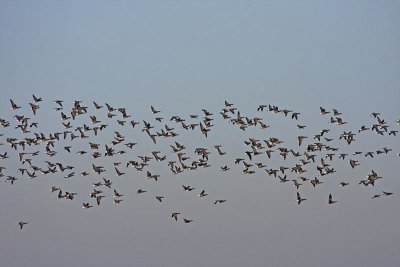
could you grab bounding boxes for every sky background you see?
[0,1,399,267]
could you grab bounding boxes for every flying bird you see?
[18,221,28,229]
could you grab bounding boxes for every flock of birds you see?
[1,95,399,230]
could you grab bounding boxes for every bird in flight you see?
[328,194,337,204]
[18,221,28,229]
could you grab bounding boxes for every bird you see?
[296,192,306,205]
[137,189,146,194]
[93,101,103,109]
[18,221,28,229]
[320,107,330,115]
[83,202,93,209]
[10,99,21,110]
[151,106,160,114]
[328,194,337,204]
[51,186,61,193]
[155,196,164,202]
[96,195,105,205]
[182,185,195,191]
[29,102,40,115]
[147,171,159,181]
[113,189,124,198]
[297,136,308,146]
[171,212,180,221]
[114,167,125,176]
[349,159,359,169]
[198,190,208,197]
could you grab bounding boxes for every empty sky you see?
[0,1,399,267]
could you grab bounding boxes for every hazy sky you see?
[0,1,399,267]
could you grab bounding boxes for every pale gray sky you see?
[0,1,399,267]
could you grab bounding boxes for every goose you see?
[320,129,330,136]
[10,99,21,110]
[96,195,105,205]
[365,152,374,158]
[198,190,208,197]
[82,202,93,209]
[147,171,159,181]
[255,162,266,168]
[332,109,342,116]
[278,175,288,183]
[328,194,337,204]
[103,178,112,188]
[234,158,244,164]
[155,196,164,202]
[137,189,146,194]
[320,107,330,115]
[281,109,292,117]
[29,103,40,115]
[113,189,123,198]
[296,192,306,205]
[151,106,160,114]
[383,147,392,154]
[297,136,308,146]
[257,104,268,111]
[124,142,137,149]
[291,112,300,120]
[220,166,230,171]
[382,191,393,196]
[54,100,63,107]
[92,182,102,187]
[214,145,226,156]
[293,180,302,189]
[105,103,114,112]
[90,188,103,198]
[279,166,289,174]
[371,195,380,199]
[182,185,195,191]
[92,101,103,109]
[339,182,349,187]
[171,212,180,221]
[371,112,380,118]
[19,221,28,229]
[130,120,140,128]
[65,192,77,200]
[51,186,60,193]
[114,167,125,176]
[310,177,322,187]
[183,219,193,223]
[213,199,226,204]
[113,199,123,204]
[326,153,335,161]
[335,117,347,125]
[358,125,369,133]
[64,172,75,179]
[349,159,359,169]
[265,168,278,177]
